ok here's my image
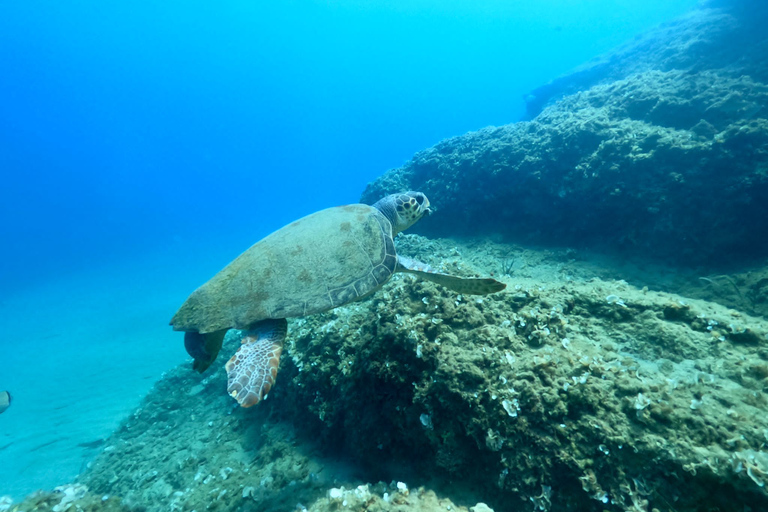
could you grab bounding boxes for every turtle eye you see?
[414,194,424,205]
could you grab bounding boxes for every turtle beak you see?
[424,207,434,216]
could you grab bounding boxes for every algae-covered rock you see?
[68,236,768,512]
[362,5,768,268]
[272,236,768,511]
[675,266,768,321]
[524,3,768,119]
[5,485,129,512]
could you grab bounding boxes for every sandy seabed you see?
[0,243,233,501]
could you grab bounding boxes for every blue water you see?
[0,0,698,501]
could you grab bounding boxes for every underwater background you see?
[3,1,768,511]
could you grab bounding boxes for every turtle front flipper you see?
[225,318,288,407]
[185,330,227,373]
[396,255,506,295]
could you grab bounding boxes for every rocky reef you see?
[361,2,768,268]
[523,0,768,119]
[6,236,768,512]
[6,2,768,512]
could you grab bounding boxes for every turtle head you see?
[373,191,431,234]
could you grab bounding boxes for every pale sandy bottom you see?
[0,242,238,501]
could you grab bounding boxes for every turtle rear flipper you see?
[396,255,506,295]
[225,319,288,407]
[185,330,226,373]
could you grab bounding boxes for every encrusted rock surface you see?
[268,236,768,511]
[7,236,766,512]
[682,265,768,320]
[362,4,768,268]
[1,484,128,512]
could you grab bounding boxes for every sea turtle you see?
[171,192,506,407]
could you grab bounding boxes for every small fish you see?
[0,391,10,415]
[77,438,105,449]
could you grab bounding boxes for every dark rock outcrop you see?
[362,3,768,268]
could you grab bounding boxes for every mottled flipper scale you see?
[396,255,506,295]
[225,318,288,407]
